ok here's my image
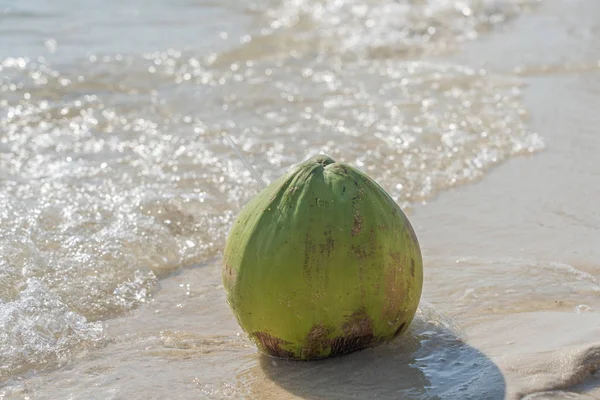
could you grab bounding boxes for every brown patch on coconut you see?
[319,227,335,258]
[351,210,362,236]
[252,332,295,359]
[301,324,330,359]
[351,244,368,260]
[327,308,384,357]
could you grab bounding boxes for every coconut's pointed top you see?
[307,154,336,167]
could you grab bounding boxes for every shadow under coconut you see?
[258,309,506,400]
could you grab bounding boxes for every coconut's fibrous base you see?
[223,155,423,360]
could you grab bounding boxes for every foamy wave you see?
[455,257,599,284]
[432,257,600,318]
[0,280,104,379]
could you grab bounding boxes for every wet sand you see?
[421,1,600,397]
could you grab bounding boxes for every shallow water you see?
[1,0,599,398]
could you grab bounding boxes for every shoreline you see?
[416,0,600,397]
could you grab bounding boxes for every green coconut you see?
[223,155,422,360]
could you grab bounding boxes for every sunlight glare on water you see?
[260,0,539,56]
